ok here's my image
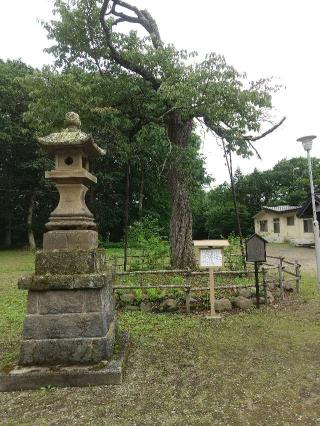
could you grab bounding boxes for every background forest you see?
[0,58,318,249]
[0,1,317,253]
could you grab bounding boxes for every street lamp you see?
[297,135,320,289]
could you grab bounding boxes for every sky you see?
[1,0,320,185]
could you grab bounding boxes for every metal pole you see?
[306,150,320,289]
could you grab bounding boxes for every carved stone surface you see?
[35,249,106,275]
[19,320,117,365]
[43,230,98,251]
[38,112,105,231]
[0,331,129,391]
[18,272,112,291]
[19,283,116,366]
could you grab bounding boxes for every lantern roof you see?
[38,112,106,158]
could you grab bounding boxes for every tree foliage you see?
[42,0,280,267]
[0,60,48,248]
[201,157,320,239]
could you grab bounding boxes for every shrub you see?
[128,216,169,270]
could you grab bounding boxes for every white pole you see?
[306,150,320,290]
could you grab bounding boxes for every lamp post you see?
[297,135,320,289]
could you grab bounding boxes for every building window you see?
[273,218,280,233]
[259,220,268,232]
[304,219,313,233]
[287,216,295,226]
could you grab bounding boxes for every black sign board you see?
[245,233,267,310]
[245,234,267,263]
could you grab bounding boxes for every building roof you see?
[253,205,301,218]
[262,205,300,213]
[245,233,268,244]
[296,194,320,218]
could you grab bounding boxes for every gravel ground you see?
[267,243,316,272]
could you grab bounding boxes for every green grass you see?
[1,250,320,424]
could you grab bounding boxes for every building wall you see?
[254,211,314,245]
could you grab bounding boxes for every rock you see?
[250,287,257,297]
[233,296,253,310]
[273,288,282,298]
[120,293,136,304]
[267,281,276,291]
[283,282,294,292]
[160,298,178,312]
[267,290,275,303]
[239,288,252,298]
[140,302,153,313]
[215,298,232,312]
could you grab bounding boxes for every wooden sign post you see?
[245,234,267,309]
[194,241,229,319]
[208,267,218,318]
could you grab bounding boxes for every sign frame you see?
[199,247,223,268]
[245,233,268,309]
[245,234,267,263]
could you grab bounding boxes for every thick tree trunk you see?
[4,216,12,248]
[123,162,130,271]
[167,112,195,269]
[27,191,36,250]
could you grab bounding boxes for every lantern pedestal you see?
[0,113,129,392]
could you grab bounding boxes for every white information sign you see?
[199,248,223,267]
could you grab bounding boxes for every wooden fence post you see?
[185,269,191,314]
[278,257,284,299]
[262,267,268,306]
[295,260,301,294]
[113,256,117,273]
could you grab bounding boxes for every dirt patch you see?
[267,243,316,273]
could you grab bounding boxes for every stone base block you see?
[35,249,106,275]
[0,332,129,392]
[18,286,116,366]
[18,272,112,291]
[43,230,98,251]
[19,320,116,365]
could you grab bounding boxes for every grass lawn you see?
[1,250,320,425]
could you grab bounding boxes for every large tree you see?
[45,0,282,267]
[24,68,207,252]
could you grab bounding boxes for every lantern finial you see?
[64,111,81,131]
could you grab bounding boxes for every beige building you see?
[254,205,314,245]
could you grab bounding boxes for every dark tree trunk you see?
[138,168,144,220]
[224,147,246,269]
[167,112,195,269]
[27,191,36,250]
[229,173,246,269]
[123,162,130,271]
[4,216,12,248]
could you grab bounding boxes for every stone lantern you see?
[0,113,128,391]
[38,112,105,250]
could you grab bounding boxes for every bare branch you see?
[246,141,262,159]
[244,116,286,141]
[203,115,285,157]
[99,0,162,90]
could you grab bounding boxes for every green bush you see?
[128,216,169,270]
[224,233,245,271]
